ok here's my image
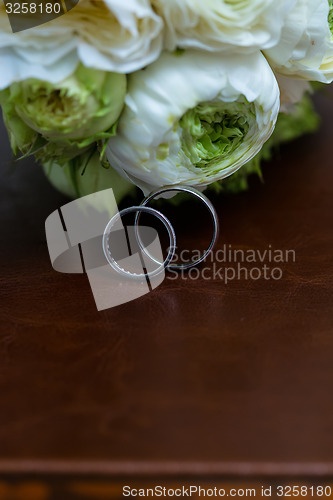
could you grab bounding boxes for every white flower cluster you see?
[1,0,332,193]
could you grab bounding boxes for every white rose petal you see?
[319,42,333,82]
[72,0,164,72]
[151,0,296,53]
[0,0,163,88]
[106,50,280,194]
[264,0,333,83]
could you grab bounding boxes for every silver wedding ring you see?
[103,186,219,278]
[103,205,176,280]
[136,185,219,270]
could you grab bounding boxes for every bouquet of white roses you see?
[0,0,332,202]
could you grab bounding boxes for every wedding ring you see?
[135,185,219,270]
[103,205,176,280]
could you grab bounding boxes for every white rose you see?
[0,0,163,89]
[106,50,280,194]
[151,0,296,53]
[264,0,333,83]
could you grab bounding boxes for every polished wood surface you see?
[0,87,333,480]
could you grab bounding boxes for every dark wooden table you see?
[0,87,333,499]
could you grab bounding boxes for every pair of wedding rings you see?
[102,185,219,279]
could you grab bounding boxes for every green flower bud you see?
[43,148,136,205]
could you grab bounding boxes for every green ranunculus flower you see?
[0,64,127,162]
[179,98,255,170]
